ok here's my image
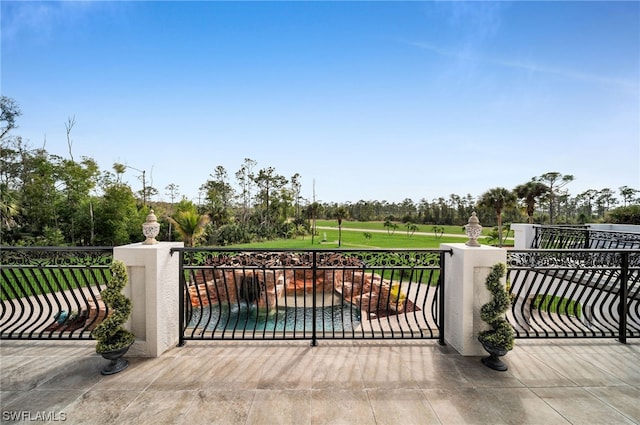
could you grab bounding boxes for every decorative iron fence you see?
[173,248,448,346]
[532,226,640,249]
[506,249,639,342]
[1,247,113,340]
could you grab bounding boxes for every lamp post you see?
[123,165,147,207]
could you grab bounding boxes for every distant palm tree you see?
[334,206,349,247]
[478,187,517,247]
[406,222,418,237]
[514,181,549,224]
[169,211,210,247]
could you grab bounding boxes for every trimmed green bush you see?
[478,263,515,351]
[92,260,135,353]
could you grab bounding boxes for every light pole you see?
[124,165,147,207]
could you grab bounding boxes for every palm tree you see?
[169,211,210,247]
[514,181,549,224]
[307,201,322,245]
[334,206,349,247]
[478,187,517,247]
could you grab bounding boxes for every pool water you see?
[189,301,361,332]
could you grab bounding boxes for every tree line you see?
[2,96,639,247]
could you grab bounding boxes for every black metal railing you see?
[172,248,448,346]
[1,246,113,340]
[506,249,639,342]
[532,226,640,249]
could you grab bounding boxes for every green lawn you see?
[1,267,109,301]
[533,295,582,319]
[229,225,468,249]
[226,228,450,285]
[313,219,504,237]
[314,220,473,235]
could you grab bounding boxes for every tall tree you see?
[200,165,234,228]
[596,188,617,217]
[165,183,180,241]
[58,156,100,244]
[514,181,549,224]
[251,167,288,237]
[478,187,516,247]
[290,173,302,220]
[619,186,639,207]
[537,172,574,224]
[94,183,139,246]
[0,96,21,140]
[576,189,598,222]
[0,183,19,242]
[306,201,322,245]
[235,158,256,227]
[20,148,61,239]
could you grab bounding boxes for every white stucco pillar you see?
[114,241,183,357]
[440,243,507,356]
[510,223,537,249]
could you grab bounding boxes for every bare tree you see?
[65,115,76,162]
[165,183,180,240]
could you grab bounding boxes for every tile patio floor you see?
[1,339,639,424]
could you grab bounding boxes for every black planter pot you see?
[479,340,509,371]
[99,343,132,375]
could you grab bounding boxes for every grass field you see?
[313,220,479,236]
[229,222,470,249]
[1,267,109,301]
[533,294,582,319]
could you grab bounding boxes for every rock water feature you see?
[187,252,411,330]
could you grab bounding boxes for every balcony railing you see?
[506,249,639,343]
[532,226,640,249]
[173,248,448,346]
[1,247,113,340]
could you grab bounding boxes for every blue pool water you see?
[189,301,361,332]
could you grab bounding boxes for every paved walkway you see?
[1,339,639,424]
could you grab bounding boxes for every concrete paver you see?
[1,339,639,424]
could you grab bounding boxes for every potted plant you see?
[92,259,135,375]
[478,262,515,371]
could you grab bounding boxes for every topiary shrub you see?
[478,262,515,351]
[92,260,135,353]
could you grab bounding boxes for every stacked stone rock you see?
[187,252,399,316]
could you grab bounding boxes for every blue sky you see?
[2,1,639,205]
